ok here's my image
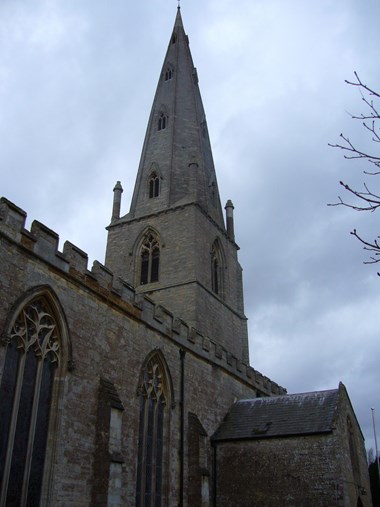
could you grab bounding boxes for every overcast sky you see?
[1,0,380,453]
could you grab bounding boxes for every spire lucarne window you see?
[135,352,172,507]
[164,67,173,81]
[149,172,160,198]
[0,296,61,506]
[158,113,168,131]
[140,233,160,285]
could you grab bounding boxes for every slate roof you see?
[212,389,340,442]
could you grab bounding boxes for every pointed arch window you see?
[0,296,61,506]
[211,250,219,294]
[211,240,224,297]
[135,353,172,507]
[140,233,160,285]
[158,113,168,131]
[164,67,173,81]
[149,172,160,198]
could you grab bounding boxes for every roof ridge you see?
[237,387,339,403]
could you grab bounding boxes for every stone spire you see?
[105,9,249,363]
[129,8,225,229]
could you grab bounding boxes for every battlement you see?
[0,197,286,397]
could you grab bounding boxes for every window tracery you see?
[140,233,160,285]
[0,297,61,506]
[135,353,171,507]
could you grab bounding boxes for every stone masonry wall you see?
[0,197,285,506]
[215,434,343,507]
[214,388,372,507]
[335,386,372,506]
[105,202,249,361]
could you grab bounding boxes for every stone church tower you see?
[105,8,249,362]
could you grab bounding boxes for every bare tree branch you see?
[330,72,380,273]
[328,134,380,166]
[345,71,380,99]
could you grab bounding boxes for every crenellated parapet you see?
[0,197,286,397]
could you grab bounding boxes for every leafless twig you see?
[330,72,380,272]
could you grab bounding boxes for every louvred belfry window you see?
[135,353,172,507]
[211,252,219,294]
[140,234,160,285]
[0,297,60,506]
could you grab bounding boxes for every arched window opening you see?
[135,353,172,507]
[140,234,160,285]
[0,296,61,506]
[158,113,168,131]
[149,172,160,198]
[212,254,219,294]
[171,33,176,44]
[211,241,224,297]
[164,67,172,81]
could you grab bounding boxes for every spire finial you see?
[177,0,180,9]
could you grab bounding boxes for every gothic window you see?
[140,233,160,285]
[0,296,61,506]
[158,113,168,131]
[164,67,173,81]
[149,172,160,198]
[135,353,172,507]
[211,252,219,294]
[211,240,224,297]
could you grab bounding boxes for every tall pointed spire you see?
[106,9,249,362]
[129,8,225,229]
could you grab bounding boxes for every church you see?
[0,7,371,507]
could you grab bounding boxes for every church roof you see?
[212,389,340,441]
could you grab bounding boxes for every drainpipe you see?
[212,442,217,507]
[179,349,186,507]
